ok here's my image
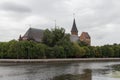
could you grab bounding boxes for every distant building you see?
[19,18,91,45]
[19,28,44,42]
[70,18,91,46]
[80,32,91,45]
[70,18,79,42]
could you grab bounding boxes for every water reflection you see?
[105,64,120,78]
[0,62,119,80]
[52,69,92,80]
[111,64,120,71]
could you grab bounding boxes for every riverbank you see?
[0,58,120,63]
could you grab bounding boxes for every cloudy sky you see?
[0,0,120,46]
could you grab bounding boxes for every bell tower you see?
[71,18,78,35]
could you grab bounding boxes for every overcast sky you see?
[0,0,120,46]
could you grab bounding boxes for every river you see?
[0,61,119,80]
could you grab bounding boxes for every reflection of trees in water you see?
[23,63,78,80]
[92,69,110,75]
[51,69,92,80]
[111,64,120,71]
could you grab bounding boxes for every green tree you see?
[83,46,90,58]
[42,27,65,47]
[35,43,47,59]
[73,43,85,58]
[42,29,53,46]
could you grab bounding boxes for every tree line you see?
[0,27,119,59]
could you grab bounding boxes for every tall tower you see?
[71,18,78,35]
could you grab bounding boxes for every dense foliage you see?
[0,28,119,59]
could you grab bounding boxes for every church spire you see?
[71,18,78,35]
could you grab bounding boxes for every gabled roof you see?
[80,32,91,39]
[71,18,78,32]
[23,28,44,42]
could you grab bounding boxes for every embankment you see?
[0,58,120,63]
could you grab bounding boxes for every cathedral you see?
[70,18,91,45]
[19,18,91,45]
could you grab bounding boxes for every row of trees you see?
[0,27,119,59]
[0,40,119,59]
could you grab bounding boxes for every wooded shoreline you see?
[0,58,120,63]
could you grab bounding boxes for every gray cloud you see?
[0,2,32,21]
[0,2,31,13]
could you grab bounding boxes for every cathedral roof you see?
[71,18,78,32]
[23,28,44,42]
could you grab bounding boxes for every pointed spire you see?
[71,18,78,35]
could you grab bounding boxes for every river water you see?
[0,61,120,80]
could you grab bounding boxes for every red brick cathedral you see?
[19,18,91,46]
[70,18,91,46]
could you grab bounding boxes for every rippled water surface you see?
[0,61,120,80]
